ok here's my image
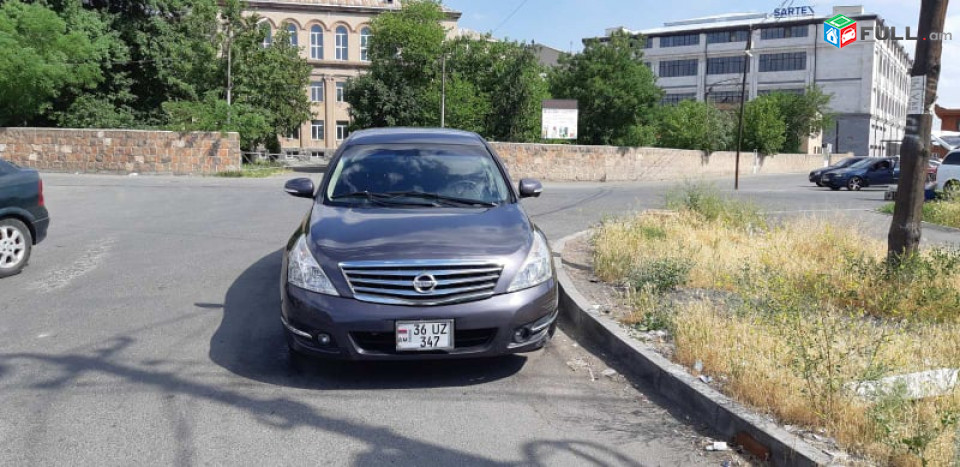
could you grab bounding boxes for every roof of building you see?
[245,0,460,17]
[346,128,485,145]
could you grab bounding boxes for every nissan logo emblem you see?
[412,273,438,294]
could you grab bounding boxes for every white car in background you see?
[936,149,960,193]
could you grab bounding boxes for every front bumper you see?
[281,279,559,360]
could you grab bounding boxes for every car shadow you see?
[207,249,528,390]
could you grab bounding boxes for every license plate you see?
[396,320,454,351]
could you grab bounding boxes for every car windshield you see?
[941,136,960,148]
[848,158,880,169]
[325,143,510,206]
[835,157,862,168]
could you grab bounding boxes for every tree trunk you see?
[887,0,949,262]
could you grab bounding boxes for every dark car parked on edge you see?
[280,128,558,360]
[0,158,49,277]
[820,157,900,191]
[808,156,868,186]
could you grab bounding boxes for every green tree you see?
[741,95,787,155]
[229,16,312,151]
[162,92,270,150]
[0,1,105,126]
[345,0,446,129]
[444,37,549,142]
[345,1,548,142]
[770,86,833,153]
[162,1,311,152]
[79,0,224,124]
[549,31,661,147]
[658,100,734,153]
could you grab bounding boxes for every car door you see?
[867,159,896,185]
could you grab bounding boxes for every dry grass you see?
[592,183,960,466]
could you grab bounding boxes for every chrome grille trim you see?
[340,260,504,306]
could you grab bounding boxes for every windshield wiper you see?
[385,191,499,207]
[331,191,435,207]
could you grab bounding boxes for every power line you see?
[491,0,530,34]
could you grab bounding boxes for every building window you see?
[310,81,324,102]
[659,59,698,78]
[707,56,748,75]
[286,126,300,139]
[311,120,324,140]
[659,33,700,47]
[336,82,346,102]
[707,90,743,104]
[706,30,749,44]
[310,25,323,59]
[661,93,696,106]
[360,27,371,61]
[757,88,804,96]
[643,35,654,48]
[287,23,298,46]
[758,52,807,72]
[336,121,349,141]
[760,25,809,40]
[260,23,272,48]
[335,26,349,61]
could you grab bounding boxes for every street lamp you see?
[733,26,754,190]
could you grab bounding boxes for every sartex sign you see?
[773,6,815,18]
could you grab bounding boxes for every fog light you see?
[513,327,531,343]
[317,333,332,346]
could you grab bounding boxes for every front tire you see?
[847,177,864,191]
[816,181,824,187]
[944,180,960,198]
[0,218,32,278]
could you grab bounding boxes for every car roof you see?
[344,127,486,146]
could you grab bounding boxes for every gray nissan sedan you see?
[280,128,558,360]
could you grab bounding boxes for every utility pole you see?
[887,0,949,261]
[440,53,446,128]
[226,26,233,125]
[734,26,754,191]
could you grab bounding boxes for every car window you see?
[325,144,510,205]
[848,159,876,169]
[944,152,960,165]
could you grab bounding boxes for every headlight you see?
[287,234,338,295]
[508,231,553,292]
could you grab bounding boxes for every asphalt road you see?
[0,172,932,466]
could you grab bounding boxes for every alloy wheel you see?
[0,225,26,269]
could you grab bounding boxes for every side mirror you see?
[284,178,315,199]
[518,178,543,198]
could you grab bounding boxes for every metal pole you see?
[441,54,446,128]
[734,27,753,190]
[226,25,233,125]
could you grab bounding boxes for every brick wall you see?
[0,128,241,175]
[489,142,848,182]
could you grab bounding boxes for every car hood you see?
[306,203,534,264]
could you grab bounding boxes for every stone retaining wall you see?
[489,142,846,182]
[0,128,241,175]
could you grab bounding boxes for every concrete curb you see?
[552,230,833,467]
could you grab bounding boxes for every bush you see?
[629,257,693,294]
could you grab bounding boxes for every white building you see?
[599,5,911,156]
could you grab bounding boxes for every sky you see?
[443,0,960,108]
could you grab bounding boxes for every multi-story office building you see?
[247,0,461,156]
[598,5,911,156]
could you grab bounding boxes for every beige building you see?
[246,0,461,156]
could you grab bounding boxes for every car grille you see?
[351,328,498,354]
[340,260,504,306]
